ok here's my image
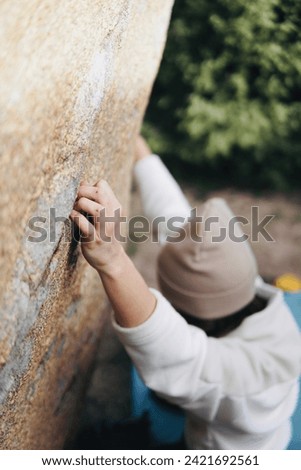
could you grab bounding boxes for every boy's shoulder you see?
[202,278,301,396]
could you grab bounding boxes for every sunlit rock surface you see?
[0,0,174,449]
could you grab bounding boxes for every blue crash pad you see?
[284,292,301,450]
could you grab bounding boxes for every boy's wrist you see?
[96,244,128,279]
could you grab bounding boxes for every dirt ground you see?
[75,184,301,448]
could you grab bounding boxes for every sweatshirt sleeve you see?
[134,155,192,243]
[112,288,209,408]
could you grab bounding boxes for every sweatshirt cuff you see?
[112,288,177,347]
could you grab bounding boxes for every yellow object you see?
[275,274,301,292]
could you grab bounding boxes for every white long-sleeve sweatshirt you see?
[112,155,301,450]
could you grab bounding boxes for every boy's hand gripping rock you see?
[70,180,124,276]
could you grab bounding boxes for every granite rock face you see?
[0,0,174,449]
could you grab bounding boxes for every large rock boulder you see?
[0,0,174,449]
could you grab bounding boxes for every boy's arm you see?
[134,136,191,242]
[101,251,157,329]
[70,181,209,411]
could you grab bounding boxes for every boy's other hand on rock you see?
[135,135,152,162]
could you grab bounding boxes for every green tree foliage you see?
[144,0,301,189]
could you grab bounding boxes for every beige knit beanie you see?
[157,198,258,319]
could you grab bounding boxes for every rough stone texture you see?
[0,0,174,449]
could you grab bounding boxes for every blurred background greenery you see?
[143,0,301,190]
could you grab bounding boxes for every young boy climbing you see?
[70,136,301,450]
